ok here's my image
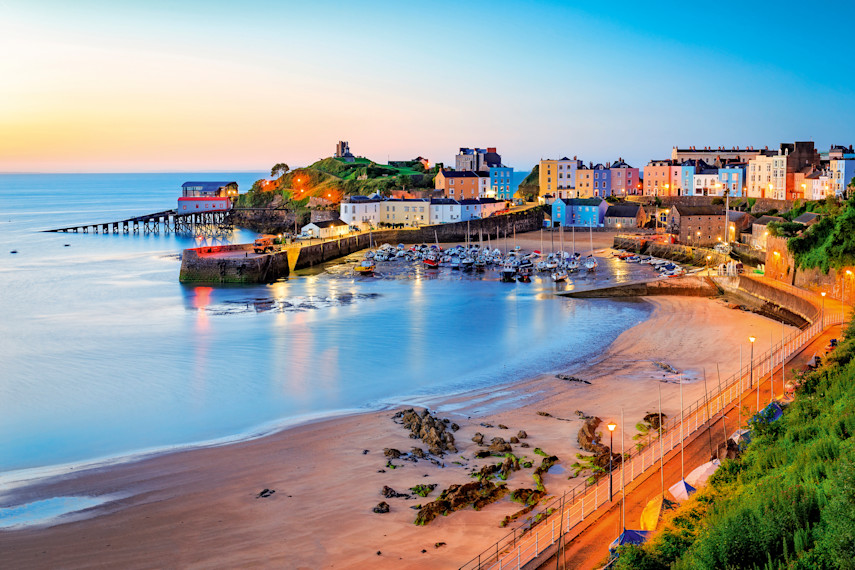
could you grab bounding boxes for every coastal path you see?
[459,278,847,570]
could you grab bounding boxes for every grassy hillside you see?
[516,165,539,201]
[234,157,438,209]
[615,318,855,569]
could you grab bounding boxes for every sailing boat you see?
[584,222,598,272]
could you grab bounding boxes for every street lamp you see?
[821,292,826,327]
[608,422,617,501]
[696,230,701,248]
[707,254,712,274]
[749,336,756,413]
[846,270,853,305]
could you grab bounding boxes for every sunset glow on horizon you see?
[3,0,855,173]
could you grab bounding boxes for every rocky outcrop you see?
[373,501,390,514]
[393,408,457,455]
[414,481,509,525]
[578,417,605,454]
[487,437,512,454]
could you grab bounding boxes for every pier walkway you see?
[43,210,232,235]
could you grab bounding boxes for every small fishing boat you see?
[551,269,568,282]
[354,258,376,274]
[500,262,517,282]
[450,254,461,270]
[422,252,439,268]
[584,256,598,272]
[517,266,532,282]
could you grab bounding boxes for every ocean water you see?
[0,173,652,480]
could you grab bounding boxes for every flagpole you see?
[680,374,686,481]
[658,382,664,496]
[704,369,713,459]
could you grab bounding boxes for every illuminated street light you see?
[608,422,617,501]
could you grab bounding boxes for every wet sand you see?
[0,287,794,569]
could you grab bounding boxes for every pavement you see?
[539,322,844,570]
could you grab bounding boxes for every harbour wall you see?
[613,236,731,267]
[180,209,544,282]
[560,275,719,298]
[717,275,819,325]
[179,244,291,284]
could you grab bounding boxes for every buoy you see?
[10,250,17,254]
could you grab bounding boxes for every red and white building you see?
[177,181,238,212]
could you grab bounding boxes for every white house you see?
[478,198,505,218]
[692,169,721,196]
[477,172,491,198]
[747,153,787,199]
[429,198,461,224]
[339,196,382,230]
[301,219,349,239]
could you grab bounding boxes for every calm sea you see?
[0,173,651,479]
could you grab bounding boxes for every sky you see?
[2,0,855,173]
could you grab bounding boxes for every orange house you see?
[435,170,480,200]
[643,161,676,196]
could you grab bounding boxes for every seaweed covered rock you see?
[471,432,485,445]
[533,455,560,492]
[509,488,546,506]
[393,408,457,455]
[517,430,528,439]
[373,501,390,514]
[381,486,410,499]
[384,448,403,458]
[577,417,606,454]
[488,437,512,454]
[414,481,509,525]
[498,454,520,480]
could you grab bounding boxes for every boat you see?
[584,256,598,272]
[423,252,439,268]
[567,258,580,271]
[450,254,461,270]
[517,266,532,282]
[354,258,376,274]
[500,262,517,282]
[551,269,568,282]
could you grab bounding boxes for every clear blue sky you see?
[3,0,854,172]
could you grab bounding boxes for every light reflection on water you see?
[0,174,657,479]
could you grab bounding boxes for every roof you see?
[672,205,725,216]
[478,198,501,204]
[344,195,380,203]
[310,219,348,228]
[439,170,480,178]
[753,215,785,226]
[611,160,633,169]
[181,181,237,191]
[458,199,482,205]
[605,204,641,218]
[559,198,604,206]
[698,168,719,175]
[727,211,754,222]
[793,212,821,224]
[430,198,458,205]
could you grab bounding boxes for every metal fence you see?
[459,284,846,570]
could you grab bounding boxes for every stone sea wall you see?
[179,244,291,284]
[613,236,731,267]
[560,276,719,298]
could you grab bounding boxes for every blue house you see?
[490,166,515,200]
[592,164,612,197]
[552,198,608,227]
[719,164,746,197]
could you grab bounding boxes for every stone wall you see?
[231,208,300,234]
[720,275,819,324]
[561,276,719,298]
[627,195,794,214]
[310,210,339,223]
[179,244,291,284]
[613,236,730,267]
[765,235,853,303]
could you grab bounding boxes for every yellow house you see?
[539,157,582,201]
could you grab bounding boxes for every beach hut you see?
[668,479,696,502]
[609,529,651,553]
[686,459,721,488]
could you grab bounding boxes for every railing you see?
[459,284,846,570]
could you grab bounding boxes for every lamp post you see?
[707,254,712,275]
[821,292,826,327]
[750,336,757,413]
[608,422,617,501]
[696,230,701,248]
[846,270,853,305]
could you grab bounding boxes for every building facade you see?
[609,159,640,196]
[339,196,382,230]
[435,170,481,200]
[830,158,855,197]
[381,199,429,226]
[592,164,611,197]
[539,157,583,200]
[643,160,679,196]
[667,205,726,247]
[718,164,746,197]
[455,148,501,171]
[490,166,515,200]
[692,169,721,196]
[429,198,461,224]
[301,219,349,239]
[551,198,607,227]
[671,146,763,164]
[604,203,646,228]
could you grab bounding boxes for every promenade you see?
[460,276,847,570]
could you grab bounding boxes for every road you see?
[539,322,844,570]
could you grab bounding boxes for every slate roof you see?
[560,198,604,206]
[181,181,237,192]
[440,170,480,178]
[673,205,725,216]
[753,215,785,226]
[793,212,821,225]
[309,219,348,228]
[605,204,641,218]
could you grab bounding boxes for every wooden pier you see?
[44,210,233,236]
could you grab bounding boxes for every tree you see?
[271,163,290,178]
[396,174,410,190]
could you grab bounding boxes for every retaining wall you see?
[560,276,719,298]
[179,244,291,284]
[613,236,731,267]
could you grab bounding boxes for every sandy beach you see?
[0,274,795,570]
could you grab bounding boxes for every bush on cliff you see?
[788,198,855,273]
[614,318,855,569]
